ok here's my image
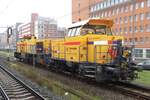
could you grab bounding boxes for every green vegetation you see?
[135,70,150,86]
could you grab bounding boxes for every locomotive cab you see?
[64,18,137,81]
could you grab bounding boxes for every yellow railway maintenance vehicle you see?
[51,18,137,81]
[15,18,138,82]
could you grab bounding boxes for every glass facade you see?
[146,50,150,58]
[134,49,143,58]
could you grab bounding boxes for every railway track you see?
[46,65,150,100]
[2,56,150,100]
[111,82,150,100]
[37,63,150,100]
[0,65,45,100]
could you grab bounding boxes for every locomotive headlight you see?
[122,40,124,44]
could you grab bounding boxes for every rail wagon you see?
[15,18,138,82]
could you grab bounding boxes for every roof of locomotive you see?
[69,18,113,29]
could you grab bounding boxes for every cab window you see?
[67,29,72,37]
[81,25,112,35]
[70,28,77,36]
[75,27,81,36]
[81,28,94,35]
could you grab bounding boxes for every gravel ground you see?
[0,56,137,100]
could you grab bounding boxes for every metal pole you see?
[7,38,10,61]
[7,27,13,61]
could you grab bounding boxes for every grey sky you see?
[0,0,71,31]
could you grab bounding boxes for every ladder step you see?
[85,70,95,73]
[84,75,95,78]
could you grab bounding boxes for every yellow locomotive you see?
[15,18,137,81]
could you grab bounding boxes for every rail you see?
[0,85,9,100]
[0,65,45,100]
[109,82,150,100]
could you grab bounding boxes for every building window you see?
[129,26,132,33]
[146,24,150,32]
[147,12,150,19]
[109,11,111,16]
[140,25,144,32]
[134,14,138,22]
[115,0,119,5]
[99,3,101,10]
[104,1,106,8]
[115,18,118,24]
[94,5,97,11]
[90,7,93,12]
[120,28,122,33]
[147,0,150,7]
[134,26,138,33]
[140,1,145,8]
[107,0,110,7]
[130,4,133,11]
[116,28,118,33]
[129,16,133,22]
[134,49,143,58]
[101,13,104,18]
[105,12,107,17]
[146,49,150,58]
[124,16,128,23]
[111,0,115,6]
[135,3,139,9]
[120,17,122,24]
[97,4,100,10]
[116,7,119,14]
[124,27,127,33]
[125,6,128,12]
[120,0,123,3]
[121,6,124,13]
[140,13,144,20]
[113,9,115,15]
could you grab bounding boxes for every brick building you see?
[18,22,31,38]
[72,0,150,60]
